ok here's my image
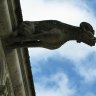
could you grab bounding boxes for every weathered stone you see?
[6,20,96,49]
[0,0,35,96]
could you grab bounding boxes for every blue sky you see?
[20,0,96,96]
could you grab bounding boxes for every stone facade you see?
[0,0,35,96]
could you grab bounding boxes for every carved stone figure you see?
[6,20,96,49]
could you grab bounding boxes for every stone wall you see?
[0,0,35,96]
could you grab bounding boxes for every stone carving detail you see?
[0,85,5,95]
[0,77,13,96]
[6,20,96,49]
[0,59,6,95]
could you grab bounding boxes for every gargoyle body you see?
[6,20,95,49]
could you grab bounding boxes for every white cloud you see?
[24,0,96,83]
[29,41,96,64]
[20,0,96,95]
[57,41,96,62]
[74,60,96,83]
[79,67,96,83]
[20,0,96,24]
[84,92,96,96]
[35,72,76,96]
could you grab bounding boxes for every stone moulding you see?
[0,0,36,96]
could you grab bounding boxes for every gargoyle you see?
[6,20,96,49]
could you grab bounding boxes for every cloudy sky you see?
[20,0,96,96]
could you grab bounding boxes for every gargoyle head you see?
[79,22,95,46]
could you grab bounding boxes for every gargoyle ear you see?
[80,22,95,35]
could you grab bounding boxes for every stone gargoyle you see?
[6,20,96,49]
